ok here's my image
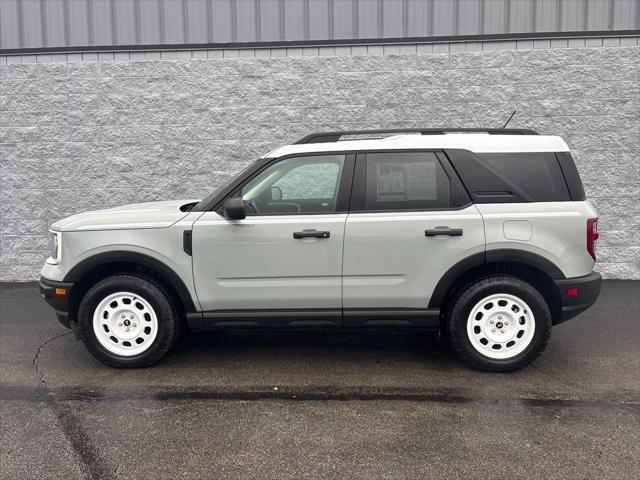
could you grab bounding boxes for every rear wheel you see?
[78,275,179,368]
[447,276,551,372]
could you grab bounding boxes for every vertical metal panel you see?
[483,0,508,34]
[113,0,136,45]
[403,0,410,36]
[17,0,25,47]
[44,0,66,48]
[510,0,532,33]
[62,0,70,46]
[560,0,585,30]
[133,0,141,44]
[433,0,456,36]
[0,0,19,49]
[109,0,118,44]
[182,0,189,43]
[40,0,49,47]
[67,0,89,47]
[327,0,334,39]
[586,0,609,30]
[235,0,256,42]
[21,0,43,48]
[406,0,430,37]
[258,0,279,41]
[458,0,482,34]
[382,0,404,38]
[308,0,330,40]
[162,0,184,43]
[91,0,112,46]
[536,0,559,32]
[612,0,638,30]
[139,0,160,45]
[231,0,238,41]
[185,0,208,43]
[333,0,355,40]
[357,0,379,39]
[283,0,305,41]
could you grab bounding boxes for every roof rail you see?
[294,128,539,144]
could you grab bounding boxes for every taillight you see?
[587,218,599,261]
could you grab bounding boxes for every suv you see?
[40,128,601,371]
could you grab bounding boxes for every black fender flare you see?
[64,251,196,312]
[428,249,565,309]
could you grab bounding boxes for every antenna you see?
[502,110,517,129]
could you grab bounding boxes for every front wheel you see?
[447,276,552,372]
[77,274,179,368]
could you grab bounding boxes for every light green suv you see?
[40,129,601,371]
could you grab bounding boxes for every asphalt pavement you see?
[1,280,639,479]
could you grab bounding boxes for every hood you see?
[51,200,200,232]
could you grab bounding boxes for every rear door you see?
[342,150,485,327]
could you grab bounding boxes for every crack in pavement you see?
[33,331,117,480]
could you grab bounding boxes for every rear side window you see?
[448,150,571,203]
[477,153,570,202]
[356,152,453,211]
[556,152,586,201]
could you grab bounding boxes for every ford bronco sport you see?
[40,128,601,371]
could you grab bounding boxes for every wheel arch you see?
[64,251,197,324]
[429,249,564,324]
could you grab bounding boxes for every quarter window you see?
[363,152,452,211]
[476,153,571,202]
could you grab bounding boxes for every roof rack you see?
[294,128,539,144]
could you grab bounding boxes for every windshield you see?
[192,159,262,211]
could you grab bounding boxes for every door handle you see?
[425,227,463,237]
[293,229,331,239]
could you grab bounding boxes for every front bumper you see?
[39,276,75,329]
[553,271,602,324]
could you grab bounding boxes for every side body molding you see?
[64,251,197,312]
[428,249,566,309]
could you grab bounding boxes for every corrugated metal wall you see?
[0,0,638,51]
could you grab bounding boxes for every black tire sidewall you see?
[448,276,551,371]
[78,275,177,368]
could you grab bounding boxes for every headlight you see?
[48,231,61,264]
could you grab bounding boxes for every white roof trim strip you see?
[265,134,570,158]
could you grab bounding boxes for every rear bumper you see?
[553,272,602,324]
[39,276,74,329]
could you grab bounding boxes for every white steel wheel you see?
[466,293,536,360]
[92,291,159,357]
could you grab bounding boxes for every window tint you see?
[241,155,345,215]
[363,152,451,210]
[476,153,571,202]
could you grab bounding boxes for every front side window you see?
[362,152,451,211]
[240,155,345,215]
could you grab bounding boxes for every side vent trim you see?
[183,230,193,256]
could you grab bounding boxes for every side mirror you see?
[271,186,283,201]
[222,197,246,220]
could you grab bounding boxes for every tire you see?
[447,276,552,372]
[77,274,180,368]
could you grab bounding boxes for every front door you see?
[342,150,485,326]
[192,153,353,327]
